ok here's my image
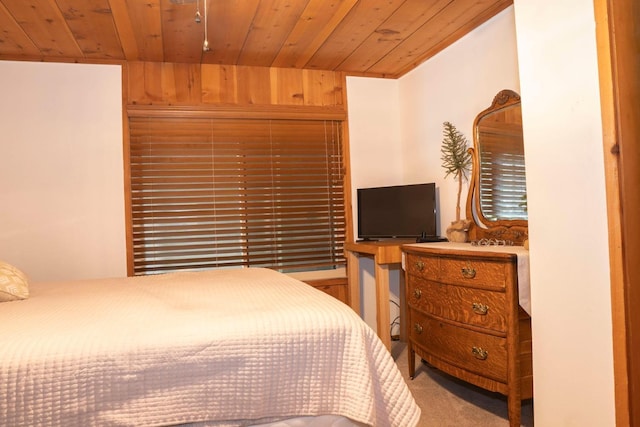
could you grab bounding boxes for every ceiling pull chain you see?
[202,0,210,51]
[194,0,201,23]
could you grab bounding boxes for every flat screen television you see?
[357,183,440,241]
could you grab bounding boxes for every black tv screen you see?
[357,183,438,240]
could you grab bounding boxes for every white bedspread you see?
[0,268,420,427]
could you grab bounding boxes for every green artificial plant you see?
[440,121,472,223]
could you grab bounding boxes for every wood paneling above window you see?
[126,62,346,110]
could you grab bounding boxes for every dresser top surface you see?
[402,242,529,259]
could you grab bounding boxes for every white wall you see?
[0,61,126,282]
[346,77,403,328]
[346,8,520,333]
[346,77,404,199]
[513,0,615,425]
[399,7,520,230]
[348,3,617,425]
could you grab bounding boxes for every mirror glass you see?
[467,90,528,243]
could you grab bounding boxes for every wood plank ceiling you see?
[0,0,512,78]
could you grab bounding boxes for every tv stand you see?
[415,235,447,243]
[344,239,415,350]
[357,235,446,244]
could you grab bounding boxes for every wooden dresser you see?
[402,243,532,427]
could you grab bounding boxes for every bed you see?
[0,266,421,427]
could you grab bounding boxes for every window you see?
[128,116,345,275]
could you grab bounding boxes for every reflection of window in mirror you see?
[477,104,527,221]
[467,90,528,245]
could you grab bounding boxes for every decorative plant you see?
[440,121,472,224]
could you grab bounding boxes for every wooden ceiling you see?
[0,0,512,78]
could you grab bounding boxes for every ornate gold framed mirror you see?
[466,89,528,244]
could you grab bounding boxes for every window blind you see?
[128,117,345,275]
[477,128,528,221]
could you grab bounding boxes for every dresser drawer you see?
[405,253,439,280]
[410,309,508,382]
[408,277,507,333]
[439,257,507,290]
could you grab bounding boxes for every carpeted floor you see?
[391,341,534,427]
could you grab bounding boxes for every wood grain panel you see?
[368,0,512,76]
[411,309,508,382]
[127,61,346,110]
[405,253,440,280]
[171,63,203,104]
[141,61,165,103]
[201,64,238,104]
[236,0,308,67]
[438,257,509,290]
[270,67,304,105]
[404,245,531,426]
[302,277,349,305]
[409,277,508,333]
[305,0,406,71]
[0,0,512,78]
[302,69,341,107]
[0,3,41,56]
[126,61,146,103]
[204,0,260,65]
[126,0,163,62]
[160,0,204,63]
[107,0,138,60]
[158,62,177,102]
[236,65,272,105]
[595,0,640,424]
[55,0,123,59]
[338,0,451,73]
[271,0,358,69]
[2,0,82,57]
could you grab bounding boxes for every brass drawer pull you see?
[472,302,489,315]
[415,260,425,272]
[461,262,476,279]
[471,346,489,360]
[414,323,423,334]
[413,289,422,299]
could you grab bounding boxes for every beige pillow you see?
[0,261,29,302]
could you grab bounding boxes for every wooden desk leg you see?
[345,250,361,315]
[374,262,391,350]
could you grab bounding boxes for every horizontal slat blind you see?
[478,123,527,221]
[129,117,345,275]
